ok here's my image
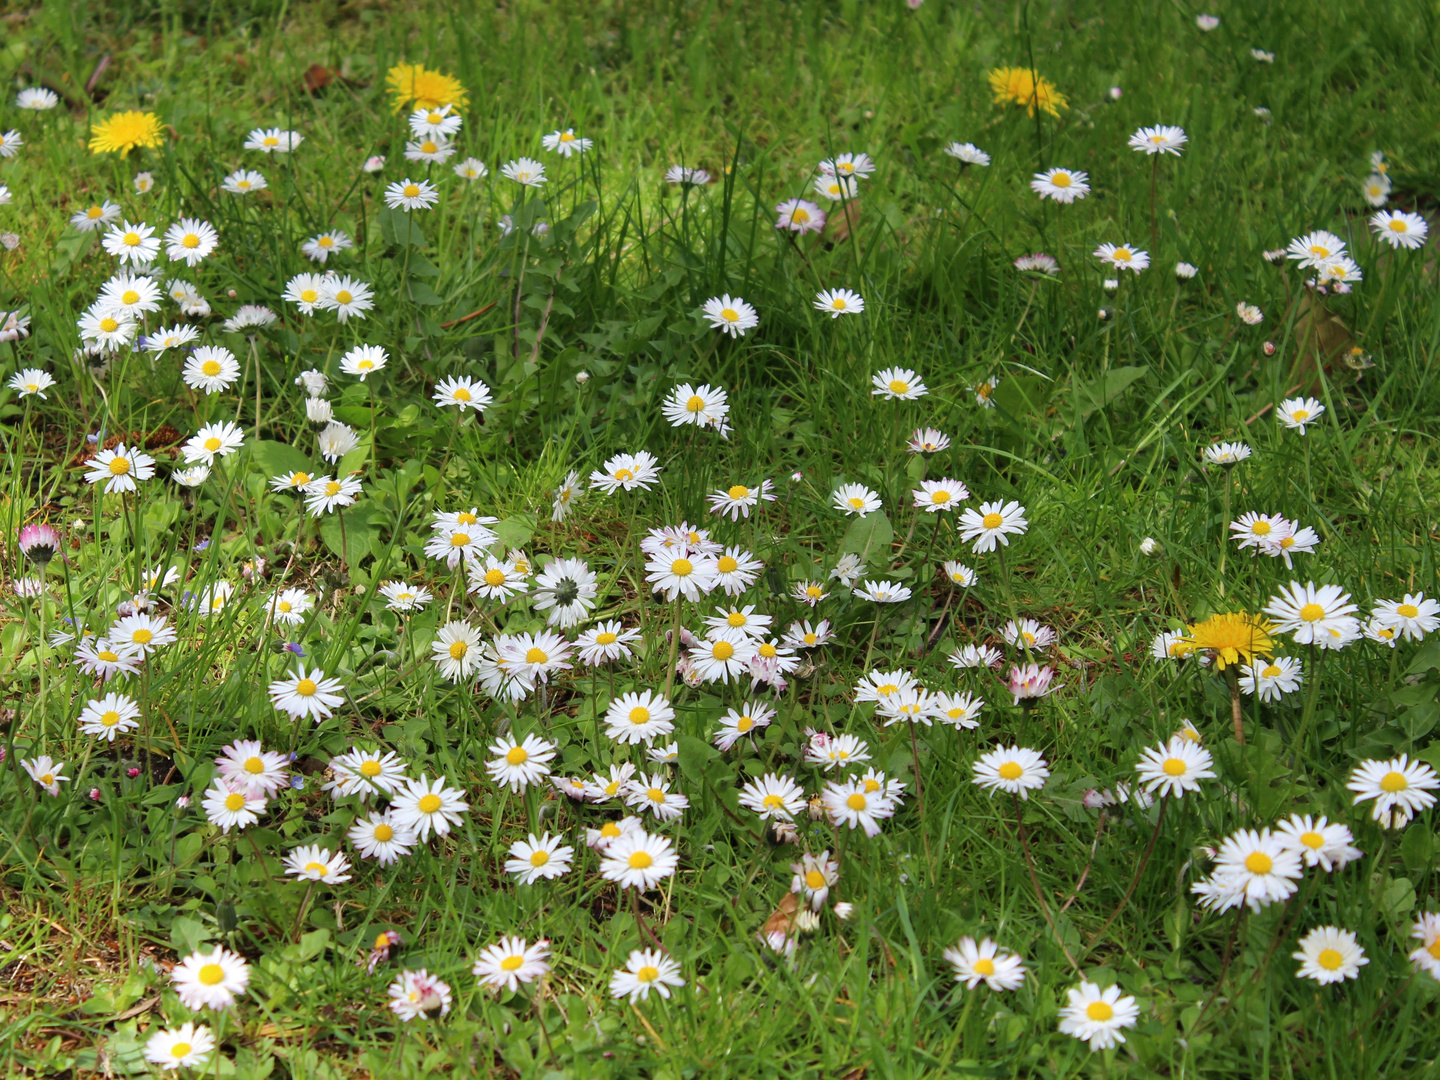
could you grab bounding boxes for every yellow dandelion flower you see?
[89,111,165,157]
[987,67,1067,118]
[386,63,468,112]
[1181,612,1275,671]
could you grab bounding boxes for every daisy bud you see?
[176,795,190,808]
[127,767,141,778]
[363,155,386,173]
[18,523,61,566]
[89,787,101,801]
[833,901,854,920]
[1263,341,1276,356]
[227,289,237,299]
[305,397,333,424]
[1109,86,1122,100]
[1098,308,1110,320]
[1103,278,1119,291]
[575,371,590,384]
[1140,537,1160,556]
[795,910,821,934]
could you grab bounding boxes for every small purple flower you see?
[89,787,102,801]
[126,767,141,779]
[289,775,306,790]
[193,539,211,552]
[283,642,306,657]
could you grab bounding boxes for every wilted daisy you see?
[182,421,245,466]
[388,969,452,1020]
[182,347,240,394]
[171,947,250,1011]
[1275,814,1361,871]
[703,294,759,337]
[542,128,591,156]
[1095,242,1150,272]
[973,746,1049,798]
[1293,926,1367,985]
[85,444,156,494]
[1058,981,1139,1051]
[814,288,864,317]
[390,774,469,840]
[1030,167,1089,203]
[384,178,439,211]
[944,937,1027,991]
[1236,302,1263,325]
[282,844,352,885]
[221,169,267,195]
[590,450,662,493]
[268,665,345,722]
[505,833,575,885]
[609,949,684,1002]
[77,691,141,741]
[472,936,551,993]
[1348,755,1439,829]
[22,755,69,796]
[486,733,556,793]
[1129,124,1187,155]
[144,1021,215,1070]
[957,500,1027,553]
[1134,737,1215,797]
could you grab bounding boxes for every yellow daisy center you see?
[1086,1001,1113,1022]
[171,1042,192,1058]
[359,760,383,778]
[87,206,105,219]
[686,395,705,412]
[448,641,468,659]
[1381,771,1409,792]
[373,824,394,841]
[596,632,618,645]
[998,762,1023,780]
[1251,521,1271,536]
[335,290,353,304]
[122,232,140,246]
[647,787,666,803]
[304,861,329,875]
[108,456,131,475]
[736,716,754,732]
[1292,409,1310,422]
[629,851,653,869]
[243,757,265,774]
[807,585,823,598]
[500,955,524,971]
[204,437,222,452]
[982,512,1003,529]
[805,870,826,889]
[529,850,549,867]
[1300,831,1324,849]
[1399,604,1420,618]
[671,558,693,577]
[888,380,909,394]
[973,957,996,976]
[198,964,226,985]
[295,678,317,696]
[931,491,950,504]
[1262,665,1281,678]
[417,793,442,814]
[1317,949,1343,971]
[846,793,867,811]
[762,793,783,809]
[506,747,529,765]
[720,307,739,322]
[1162,758,1186,776]
[454,387,471,401]
[728,485,750,499]
[182,234,200,248]
[224,793,246,811]
[99,650,119,662]
[629,707,651,725]
[202,360,222,376]
[1052,173,1071,187]
[1245,852,1273,874]
[712,641,735,660]
[403,184,420,197]
[1298,603,1326,623]
[100,317,120,333]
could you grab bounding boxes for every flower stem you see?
[1084,794,1169,954]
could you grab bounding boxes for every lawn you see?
[2,0,1440,1077]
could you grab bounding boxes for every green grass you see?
[2,0,1440,1077]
